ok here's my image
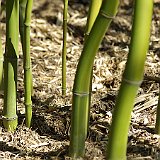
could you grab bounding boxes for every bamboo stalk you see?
[19,0,27,50]
[0,0,3,92]
[62,0,68,95]
[84,0,102,136]
[23,0,33,127]
[19,0,33,96]
[107,1,153,159]
[84,0,102,42]
[69,0,119,158]
[3,0,19,131]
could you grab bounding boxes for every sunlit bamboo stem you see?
[69,0,119,158]
[107,1,153,159]
[84,0,102,134]
[0,0,3,92]
[23,0,33,127]
[62,0,68,95]
[20,0,33,96]
[3,0,19,131]
[84,0,102,42]
[19,0,27,50]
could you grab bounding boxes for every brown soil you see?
[0,0,160,159]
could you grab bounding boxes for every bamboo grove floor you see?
[0,0,160,159]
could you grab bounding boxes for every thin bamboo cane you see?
[19,0,27,49]
[3,0,19,131]
[84,0,102,135]
[62,0,68,95]
[23,0,33,127]
[69,0,119,158]
[107,1,153,159]
[0,0,3,92]
[84,0,102,42]
[19,0,33,96]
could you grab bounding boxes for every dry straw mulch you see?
[0,0,160,159]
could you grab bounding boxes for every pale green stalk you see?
[62,0,68,95]
[107,1,153,159]
[3,0,19,131]
[84,0,103,42]
[0,0,3,92]
[23,0,33,127]
[19,0,33,96]
[69,0,119,158]
[19,0,27,50]
[84,0,102,133]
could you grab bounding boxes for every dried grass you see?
[0,0,159,159]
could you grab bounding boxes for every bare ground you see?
[0,0,160,159]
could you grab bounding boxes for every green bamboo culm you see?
[19,0,33,96]
[155,92,160,134]
[84,0,103,42]
[107,0,153,159]
[23,0,33,127]
[0,35,3,92]
[69,0,119,158]
[84,0,103,134]
[0,0,3,92]
[3,0,19,131]
[19,0,27,50]
[62,0,68,95]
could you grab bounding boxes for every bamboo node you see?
[2,115,18,121]
[25,103,32,107]
[24,22,31,27]
[24,66,31,70]
[84,32,89,36]
[73,91,90,97]
[123,78,142,86]
[100,10,115,19]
